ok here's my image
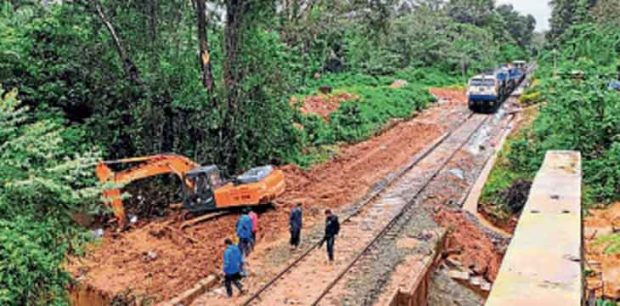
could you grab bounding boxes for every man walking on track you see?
[223,238,245,297]
[236,209,253,256]
[289,202,303,249]
[321,209,340,262]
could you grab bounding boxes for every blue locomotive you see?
[467,61,527,113]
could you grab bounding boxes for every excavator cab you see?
[183,165,222,213]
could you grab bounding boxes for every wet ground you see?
[65,89,470,302]
[192,92,512,306]
[351,102,518,306]
[240,113,488,306]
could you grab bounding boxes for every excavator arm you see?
[96,154,199,227]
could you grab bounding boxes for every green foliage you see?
[220,27,303,169]
[0,89,99,305]
[596,298,619,306]
[294,68,449,147]
[594,233,620,255]
[446,0,495,27]
[0,0,537,173]
[495,4,536,49]
[591,0,620,27]
[0,0,542,303]
[482,21,620,217]
[547,0,596,43]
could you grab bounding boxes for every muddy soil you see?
[294,92,358,119]
[432,207,502,281]
[426,111,513,284]
[326,104,511,306]
[429,88,467,104]
[66,90,468,302]
[585,202,620,300]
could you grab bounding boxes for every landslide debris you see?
[66,87,469,303]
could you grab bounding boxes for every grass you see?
[290,67,463,168]
[479,105,540,220]
[594,233,620,255]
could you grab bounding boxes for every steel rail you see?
[309,115,490,306]
[241,112,477,306]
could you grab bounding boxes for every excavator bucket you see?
[95,154,200,227]
[96,162,128,225]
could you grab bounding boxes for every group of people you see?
[222,203,341,298]
[222,208,257,297]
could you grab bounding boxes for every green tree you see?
[591,0,620,27]
[0,88,99,305]
[548,0,596,42]
[445,0,495,26]
[496,4,536,49]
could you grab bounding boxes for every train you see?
[467,60,527,113]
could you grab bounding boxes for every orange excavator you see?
[96,154,285,227]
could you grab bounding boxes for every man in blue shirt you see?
[222,238,244,297]
[289,202,303,249]
[236,209,253,256]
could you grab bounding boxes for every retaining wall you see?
[386,231,446,306]
[485,150,583,305]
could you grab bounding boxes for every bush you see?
[481,23,620,215]
[0,89,99,305]
[290,66,466,166]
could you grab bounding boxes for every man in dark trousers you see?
[222,238,244,297]
[289,202,303,249]
[236,209,253,256]
[321,209,340,262]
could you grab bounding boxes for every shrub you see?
[0,89,99,305]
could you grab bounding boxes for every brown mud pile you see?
[585,202,620,299]
[433,207,502,282]
[422,149,503,283]
[429,88,467,104]
[294,92,358,119]
[66,92,467,302]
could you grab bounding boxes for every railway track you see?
[241,112,490,306]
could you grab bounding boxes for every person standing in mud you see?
[321,209,340,262]
[236,209,253,256]
[248,208,258,250]
[223,238,245,297]
[289,202,303,249]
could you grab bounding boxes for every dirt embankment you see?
[293,92,358,119]
[429,87,467,104]
[433,207,502,281]
[585,202,620,300]
[66,89,468,302]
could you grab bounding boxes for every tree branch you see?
[93,0,142,86]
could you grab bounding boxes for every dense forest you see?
[0,0,618,305]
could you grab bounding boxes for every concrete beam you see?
[485,151,582,306]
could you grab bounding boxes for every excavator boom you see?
[96,154,199,226]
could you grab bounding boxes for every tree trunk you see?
[194,0,216,99]
[221,0,248,169]
[148,0,158,47]
[93,0,142,85]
